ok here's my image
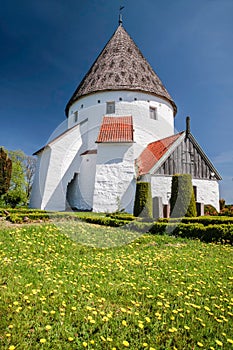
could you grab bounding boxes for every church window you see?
[74,111,78,123]
[149,106,157,120]
[98,100,101,103]
[106,102,115,114]
[119,97,122,101]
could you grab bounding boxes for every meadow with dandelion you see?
[0,220,232,349]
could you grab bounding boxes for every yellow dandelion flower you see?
[149,347,156,350]
[90,340,95,344]
[6,333,11,337]
[215,340,223,346]
[40,338,46,343]
[68,337,74,342]
[101,336,106,342]
[138,323,144,329]
[9,346,16,350]
[82,341,88,347]
[8,325,14,329]
[107,337,113,342]
[123,340,129,347]
[197,342,204,347]
[45,325,52,331]
[168,327,177,333]
[71,306,77,311]
[143,342,148,347]
[227,339,233,344]
[122,320,127,326]
[184,325,190,330]
[145,317,151,323]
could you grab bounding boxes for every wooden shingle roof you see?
[96,116,133,143]
[65,25,177,116]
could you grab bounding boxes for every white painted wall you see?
[67,153,97,210]
[151,175,220,212]
[31,121,88,211]
[192,178,220,211]
[67,90,174,148]
[93,143,136,213]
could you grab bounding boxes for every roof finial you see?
[119,5,124,26]
[186,116,190,138]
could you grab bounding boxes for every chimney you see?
[186,116,190,138]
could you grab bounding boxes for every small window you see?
[134,97,137,101]
[106,101,115,114]
[74,111,78,123]
[81,104,84,109]
[119,97,122,101]
[149,106,157,120]
[98,100,101,104]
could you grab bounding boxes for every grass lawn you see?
[0,220,232,349]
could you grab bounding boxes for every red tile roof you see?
[96,116,133,143]
[136,132,183,175]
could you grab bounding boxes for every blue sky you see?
[0,0,233,203]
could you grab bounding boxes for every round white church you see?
[30,23,221,214]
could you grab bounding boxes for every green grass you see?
[0,221,232,349]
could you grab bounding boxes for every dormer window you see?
[149,106,157,120]
[74,111,78,123]
[106,101,115,114]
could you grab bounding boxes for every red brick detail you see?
[96,116,133,143]
[137,132,183,175]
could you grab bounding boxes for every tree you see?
[4,150,27,207]
[0,147,12,196]
[25,156,36,199]
[170,174,197,218]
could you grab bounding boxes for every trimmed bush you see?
[133,182,153,218]
[170,174,197,218]
[149,222,233,244]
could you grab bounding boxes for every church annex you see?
[30,23,221,214]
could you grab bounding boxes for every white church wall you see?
[30,147,51,208]
[151,176,172,205]
[67,153,97,210]
[151,176,220,212]
[93,143,136,213]
[31,121,88,211]
[67,91,174,146]
[192,179,220,211]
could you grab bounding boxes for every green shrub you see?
[170,174,197,218]
[204,204,218,216]
[149,222,233,244]
[133,182,153,218]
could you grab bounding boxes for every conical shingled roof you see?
[65,25,177,116]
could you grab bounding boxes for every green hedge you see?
[158,216,233,226]
[149,222,233,244]
[170,174,197,217]
[133,182,153,218]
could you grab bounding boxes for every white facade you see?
[30,24,220,216]
[30,90,175,213]
[151,175,220,211]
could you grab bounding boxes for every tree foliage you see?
[170,174,197,218]
[0,148,36,207]
[0,147,12,196]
